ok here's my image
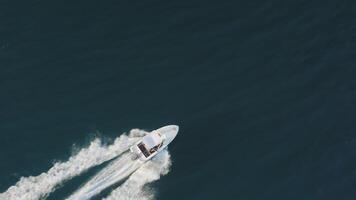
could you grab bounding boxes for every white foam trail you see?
[66,153,143,200]
[66,150,171,200]
[0,129,147,200]
[103,150,172,200]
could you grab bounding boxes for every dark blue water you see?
[1,0,356,199]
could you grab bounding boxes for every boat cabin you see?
[137,132,163,158]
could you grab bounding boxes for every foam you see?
[66,150,171,200]
[65,152,143,200]
[103,150,171,200]
[0,129,146,200]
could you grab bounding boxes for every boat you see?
[130,125,179,161]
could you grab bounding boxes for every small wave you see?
[0,129,146,200]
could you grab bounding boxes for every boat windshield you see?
[138,142,151,158]
[142,132,163,149]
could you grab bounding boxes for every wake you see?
[0,129,146,200]
[103,150,171,200]
[66,150,171,200]
[66,153,143,200]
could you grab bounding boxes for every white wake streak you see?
[0,129,146,200]
[66,150,171,200]
[103,150,172,200]
[66,153,143,200]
